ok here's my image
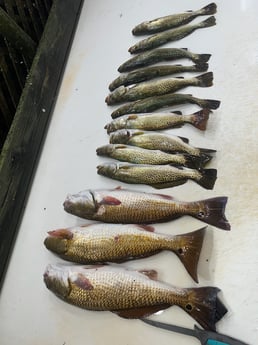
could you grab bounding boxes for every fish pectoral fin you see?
[100,196,122,205]
[112,304,171,319]
[127,114,138,120]
[150,179,187,189]
[73,274,94,291]
[171,110,182,115]
[137,224,155,232]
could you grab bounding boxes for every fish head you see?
[44,228,73,255]
[44,264,71,299]
[104,117,127,134]
[109,129,131,144]
[63,190,97,219]
[97,163,118,177]
[105,86,127,104]
[96,144,115,156]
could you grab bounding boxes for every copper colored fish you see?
[44,224,206,282]
[43,264,227,331]
[63,187,230,230]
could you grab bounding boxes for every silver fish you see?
[97,162,217,189]
[109,63,209,91]
[106,72,213,105]
[129,16,216,54]
[118,48,211,73]
[105,109,210,133]
[132,3,217,35]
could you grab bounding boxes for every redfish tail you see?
[193,197,231,230]
[195,72,213,87]
[183,287,227,331]
[173,227,206,282]
[197,168,217,190]
[191,108,210,130]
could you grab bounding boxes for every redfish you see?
[44,224,206,282]
[63,187,230,230]
[43,264,227,331]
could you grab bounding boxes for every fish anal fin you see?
[172,110,182,115]
[178,136,189,143]
[139,269,158,280]
[113,304,170,319]
[151,179,187,189]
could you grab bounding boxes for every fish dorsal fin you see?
[175,76,184,79]
[112,304,170,319]
[178,136,189,143]
[47,229,73,239]
[115,144,128,149]
[172,110,182,115]
[138,269,158,281]
[127,114,138,120]
[138,224,155,232]
[182,48,188,51]
[100,196,122,205]
[73,274,94,290]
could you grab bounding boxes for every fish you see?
[44,224,206,282]
[118,48,211,73]
[109,129,215,158]
[110,93,220,118]
[43,264,227,331]
[96,144,209,169]
[105,109,210,133]
[129,16,216,54]
[132,3,217,35]
[63,187,231,230]
[106,72,213,105]
[97,162,217,190]
[109,63,209,91]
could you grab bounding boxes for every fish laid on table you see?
[106,72,213,105]
[111,93,220,118]
[44,224,206,282]
[129,16,216,54]
[109,63,208,91]
[105,109,210,133]
[132,3,217,35]
[44,264,227,331]
[109,129,215,158]
[97,162,217,190]
[97,144,209,169]
[63,187,230,230]
[118,48,211,72]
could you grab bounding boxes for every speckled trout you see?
[132,3,217,35]
[97,162,217,190]
[44,224,206,282]
[106,72,213,105]
[63,187,230,230]
[43,264,227,331]
[129,16,216,54]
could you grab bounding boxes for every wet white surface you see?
[0,1,257,344]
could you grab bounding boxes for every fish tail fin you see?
[193,197,231,230]
[194,54,211,64]
[172,227,206,282]
[198,16,216,28]
[182,287,227,331]
[194,62,209,72]
[199,98,221,109]
[199,2,217,16]
[191,108,210,130]
[183,154,208,170]
[197,168,217,190]
[195,72,213,87]
[198,147,216,155]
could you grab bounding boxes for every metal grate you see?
[0,0,53,151]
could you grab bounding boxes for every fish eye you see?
[185,303,193,311]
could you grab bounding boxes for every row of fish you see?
[44,2,230,335]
